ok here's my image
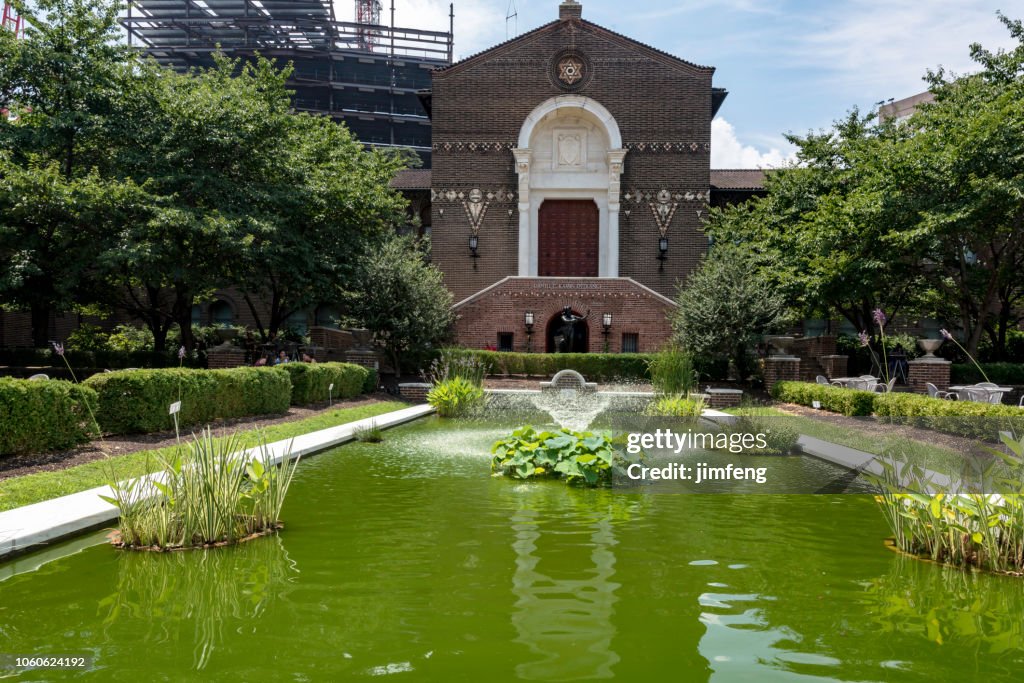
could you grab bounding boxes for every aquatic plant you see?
[644,394,705,417]
[647,345,698,396]
[353,420,384,443]
[423,349,488,387]
[102,429,300,550]
[427,376,485,418]
[491,426,620,486]
[870,432,1024,574]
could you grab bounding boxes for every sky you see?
[337,0,1018,168]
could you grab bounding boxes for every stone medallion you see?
[549,49,592,91]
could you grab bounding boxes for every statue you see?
[553,307,590,353]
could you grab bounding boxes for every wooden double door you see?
[538,200,599,277]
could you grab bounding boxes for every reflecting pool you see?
[3,417,1024,681]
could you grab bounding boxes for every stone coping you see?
[705,388,743,395]
[0,404,435,564]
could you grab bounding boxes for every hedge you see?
[84,367,291,434]
[872,393,1023,440]
[772,380,1023,440]
[439,350,731,382]
[0,347,205,370]
[279,362,371,405]
[770,381,877,416]
[0,378,99,456]
[951,363,1024,386]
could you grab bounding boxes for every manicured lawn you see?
[0,401,406,512]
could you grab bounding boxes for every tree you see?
[0,0,133,346]
[345,236,454,375]
[672,242,788,379]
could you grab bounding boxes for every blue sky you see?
[339,0,1017,167]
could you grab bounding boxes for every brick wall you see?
[453,276,676,353]
[908,359,952,393]
[430,13,715,303]
[764,357,801,393]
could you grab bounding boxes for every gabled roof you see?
[434,17,714,79]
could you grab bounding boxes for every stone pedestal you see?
[345,349,379,370]
[908,358,951,393]
[398,382,431,404]
[207,347,246,369]
[765,356,800,393]
[819,354,848,380]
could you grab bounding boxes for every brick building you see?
[393,0,762,354]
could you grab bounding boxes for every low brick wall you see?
[704,388,743,409]
[764,357,800,393]
[398,382,431,403]
[207,348,247,369]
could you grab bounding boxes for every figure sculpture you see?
[553,307,589,353]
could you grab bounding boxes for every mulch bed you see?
[0,393,399,481]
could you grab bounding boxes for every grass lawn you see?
[0,401,407,513]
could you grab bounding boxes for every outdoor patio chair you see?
[963,387,991,403]
[873,378,896,393]
[1019,395,1024,408]
[27,373,49,381]
[816,375,830,386]
[926,382,956,400]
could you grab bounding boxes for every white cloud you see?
[789,0,1015,96]
[711,117,795,169]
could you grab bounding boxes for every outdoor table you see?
[948,385,1013,403]
[832,377,878,391]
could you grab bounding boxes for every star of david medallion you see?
[558,57,584,85]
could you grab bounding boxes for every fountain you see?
[531,370,609,432]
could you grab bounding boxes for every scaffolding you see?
[121,1,453,161]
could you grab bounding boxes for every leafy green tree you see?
[345,236,454,375]
[0,0,133,346]
[672,242,788,379]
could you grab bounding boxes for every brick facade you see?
[429,1,722,350]
[453,277,676,353]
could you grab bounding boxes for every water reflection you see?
[509,488,628,681]
[99,534,299,670]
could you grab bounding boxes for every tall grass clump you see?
[103,429,300,550]
[424,350,487,418]
[647,345,698,396]
[870,432,1024,575]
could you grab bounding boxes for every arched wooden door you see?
[538,200,599,277]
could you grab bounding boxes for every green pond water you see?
[3,417,1024,681]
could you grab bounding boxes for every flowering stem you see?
[942,331,990,383]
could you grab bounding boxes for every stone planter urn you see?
[917,338,943,359]
[213,327,238,349]
[765,335,795,357]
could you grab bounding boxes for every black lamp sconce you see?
[602,312,612,335]
[524,311,535,352]
[469,234,479,269]
[658,236,669,271]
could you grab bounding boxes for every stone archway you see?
[513,95,627,278]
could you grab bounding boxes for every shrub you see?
[67,324,109,352]
[491,426,618,486]
[440,349,654,381]
[771,381,877,416]
[645,394,705,417]
[873,393,1022,440]
[647,345,698,395]
[951,363,1024,385]
[362,367,379,394]
[105,324,156,353]
[427,377,484,418]
[84,367,291,434]
[279,362,369,405]
[0,378,99,456]
[104,429,300,550]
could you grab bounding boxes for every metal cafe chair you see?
[926,382,956,400]
[27,373,49,381]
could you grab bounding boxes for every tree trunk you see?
[171,283,195,351]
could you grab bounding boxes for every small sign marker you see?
[169,401,182,415]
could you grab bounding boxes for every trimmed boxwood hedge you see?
[770,381,877,416]
[951,363,1024,385]
[84,367,292,434]
[772,380,1023,439]
[279,362,371,405]
[0,378,99,456]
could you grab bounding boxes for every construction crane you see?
[355,0,382,51]
[2,2,23,38]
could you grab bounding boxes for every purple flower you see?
[872,308,887,326]
[52,342,64,357]
[178,345,186,360]
[940,329,953,341]
[858,331,870,348]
